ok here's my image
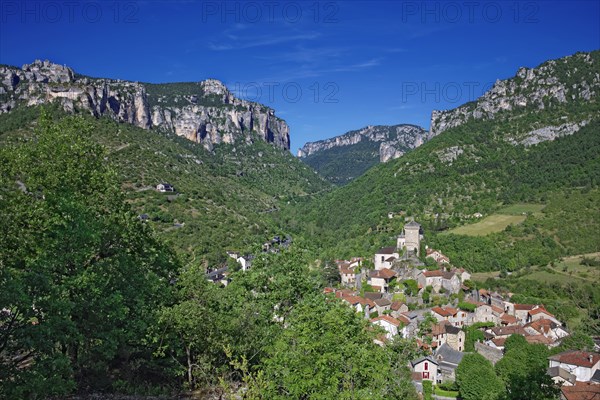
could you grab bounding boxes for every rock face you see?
[429,52,599,138]
[298,124,428,163]
[0,60,290,151]
[297,124,428,185]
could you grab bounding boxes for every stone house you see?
[369,268,397,293]
[527,307,561,325]
[431,321,465,352]
[525,318,569,342]
[374,298,392,315]
[417,270,444,292]
[431,306,468,327]
[434,343,465,383]
[513,303,540,323]
[426,248,450,264]
[441,271,461,294]
[390,301,409,318]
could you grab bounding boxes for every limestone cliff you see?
[429,51,599,144]
[297,124,428,185]
[0,60,290,151]
[298,124,428,162]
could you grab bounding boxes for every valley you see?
[1,47,599,400]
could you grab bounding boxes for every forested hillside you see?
[0,105,331,265]
[284,51,600,269]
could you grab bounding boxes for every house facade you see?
[374,247,399,270]
[548,351,600,383]
[411,356,438,381]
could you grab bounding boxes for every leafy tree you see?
[456,353,504,400]
[403,279,419,296]
[496,335,560,400]
[258,293,418,399]
[0,112,179,397]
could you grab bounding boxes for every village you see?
[209,219,600,400]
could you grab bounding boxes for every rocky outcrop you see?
[511,120,590,146]
[430,52,600,136]
[298,124,428,163]
[0,60,290,151]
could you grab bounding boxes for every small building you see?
[371,315,406,340]
[369,268,397,293]
[548,351,600,383]
[156,183,175,192]
[411,356,438,381]
[434,343,465,383]
[374,247,399,270]
[431,321,465,352]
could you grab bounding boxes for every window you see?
[424,362,428,371]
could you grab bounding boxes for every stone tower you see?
[397,220,421,256]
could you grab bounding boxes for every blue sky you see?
[1,1,599,152]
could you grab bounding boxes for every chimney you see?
[589,354,593,363]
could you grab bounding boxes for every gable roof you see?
[442,271,457,280]
[372,315,402,327]
[376,246,397,255]
[490,325,527,337]
[374,298,392,307]
[525,334,555,345]
[391,301,406,311]
[410,355,438,367]
[514,303,538,311]
[371,268,397,279]
[431,321,462,336]
[431,306,458,317]
[405,220,421,229]
[435,343,465,366]
[526,318,559,334]
[560,382,600,400]
[500,313,518,325]
[423,270,444,278]
[528,307,555,318]
[364,292,383,300]
[548,351,600,368]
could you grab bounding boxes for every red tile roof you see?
[528,307,555,317]
[526,318,557,334]
[492,337,507,347]
[391,301,406,311]
[514,303,537,311]
[371,315,402,327]
[561,382,600,400]
[424,270,444,277]
[500,313,518,325]
[431,306,458,317]
[525,334,555,345]
[549,351,600,368]
[375,268,397,279]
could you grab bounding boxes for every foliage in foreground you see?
[0,113,179,397]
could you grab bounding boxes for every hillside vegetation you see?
[284,51,600,270]
[0,105,331,265]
